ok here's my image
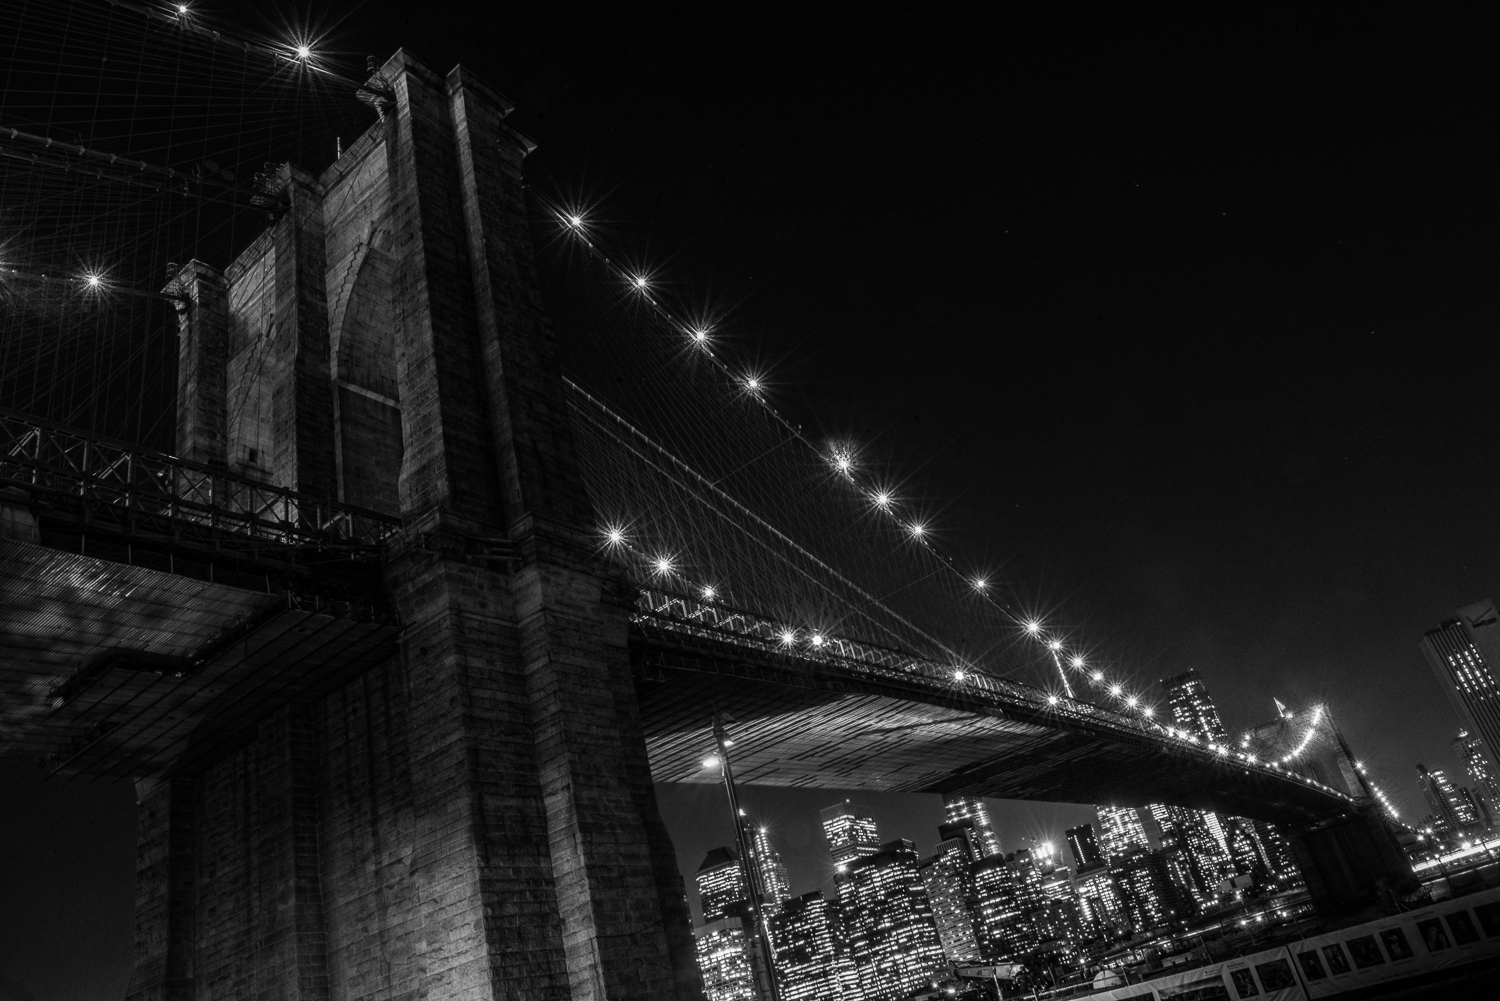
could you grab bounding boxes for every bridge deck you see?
[0,540,397,776]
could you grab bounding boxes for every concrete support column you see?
[269,166,338,500]
[125,777,197,1001]
[167,261,228,467]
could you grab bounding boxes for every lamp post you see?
[709,713,782,1001]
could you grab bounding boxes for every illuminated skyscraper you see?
[843,840,947,1001]
[771,891,849,1001]
[696,917,758,1001]
[1065,823,1104,872]
[1072,866,1121,931]
[919,824,982,962]
[972,850,1044,960]
[1421,600,1500,787]
[1111,849,1191,931]
[1418,763,1480,832]
[1160,668,1230,743]
[1455,728,1500,826]
[821,800,881,869]
[749,825,792,914]
[698,846,749,922]
[942,793,1002,858]
[1094,805,1150,858]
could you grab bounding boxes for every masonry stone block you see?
[125,48,703,1001]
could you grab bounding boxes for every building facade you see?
[1418,763,1481,833]
[1455,728,1500,826]
[1066,823,1104,872]
[920,827,983,962]
[821,799,882,869]
[843,840,947,1001]
[1160,668,1230,743]
[771,892,850,1001]
[698,846,750,921]
[972,850,1044,960]
[1420,599,1500,788]
[1094,805,1150,858]
[943,793,1003,858]
[750,825,792,915]
[696,918,759,1001]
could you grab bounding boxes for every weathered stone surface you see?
[126,49,702,1001]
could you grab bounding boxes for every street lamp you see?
[711,713,783,1001]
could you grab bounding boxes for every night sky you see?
[3,4,1498,998]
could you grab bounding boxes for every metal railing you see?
[0,406,402,554]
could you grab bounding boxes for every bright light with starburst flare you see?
[1125,695,1139,707]
[908,522,926,539]
[1142,706,1155,718]
[1091,671,1104,682]
[1047,694,1059,705]
[83,273,103,289]
[603,525,626,547]
[701,585,716,600]
[1047,639,1062,651]
[631,274,649,290]
[779,629,795,646]
[652,556,674,576]
[810,633,825,647]
[1024,620,1041,635]
[1070,655,1085,669]
[1109,684,1123,697]
[972,576,988,591]
[296,44,312,59]
[874,491,891,508]
[567,214,584,227]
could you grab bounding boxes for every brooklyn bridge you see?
[0,5,1409,1000]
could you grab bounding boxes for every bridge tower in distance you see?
[127,52,701,1000]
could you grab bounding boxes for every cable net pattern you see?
[0,0,369,449]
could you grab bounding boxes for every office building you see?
[1111,849,1191,931]
[696,917,759,1001]
[919,828,982,962]
[1073,866,1121,932]
[942,793,1003,858]
[1455,728,1500,822]
[1160,668,1230,743]
[1095,805,1150,858]
[821,799,882,869]
[843,839,947,1001]
[1418,763,1480,832]
[1421,599,1500,788]
[1066,823,1104,872]
[771,891,850,1001]
[698,846,749,922]
[972,850,1044,960]
[750,824,792,914]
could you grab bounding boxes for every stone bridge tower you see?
[130,51,702,1001]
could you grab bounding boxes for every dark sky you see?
[4,3,1498,998]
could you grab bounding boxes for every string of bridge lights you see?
[548,204,1139,699]
[550,201,1354,801]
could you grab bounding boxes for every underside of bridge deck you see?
[0,539,397,777]
[632,631,1354,826]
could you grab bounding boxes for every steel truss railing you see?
[0,407,401,558]
[634,586,1355,804]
